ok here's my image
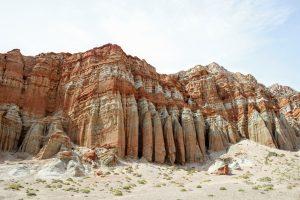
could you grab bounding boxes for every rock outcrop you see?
[0,44,299,164]
[0,105,22,151]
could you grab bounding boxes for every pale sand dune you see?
[0,140,299,200]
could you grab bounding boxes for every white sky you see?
[0,0,299,90]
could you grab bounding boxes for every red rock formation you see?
[152,112,166,163]
[181,108,198,162]
[19,122,44,155]
[0,105,22,151]
[0,44,299,164]
[138,98,153,162]
[162,114,176,164]
[171,108,185,164]
[194,110,206,159]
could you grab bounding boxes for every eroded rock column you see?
[248,109,276,148]
[170,107,185,164]
[138,99,153,162]
[149,103,165,163]
[194,110,206,158]
[20,123,44,155]
[181,108,200,162]
[160,107,176,164]
[0,105,22,151]
[124,95,139,159]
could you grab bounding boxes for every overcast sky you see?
[0,0,299,90]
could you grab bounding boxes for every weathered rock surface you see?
[152,112,166,163]
[138,99,153,161]
[181,108,198,162]
[19,123,44,155]
[194,110,206,158]
[162,115,176,164]
[0,105,22,151]
[0,44,299,164]
[171,109,185,164]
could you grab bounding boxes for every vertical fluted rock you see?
[260,110,275,135]
[208,122,227,151]
[181,108,199,163]
[23,59,55,116]
[84,107,97,147]
[0,105,22,151]
[234,97,249,138]
[0,111,5,148]
[79,93,125,157]
[194,141,202,162]
[227,124,239,144]
[279,114,298,149]
[237,117,247,138]
[0,54,4,82]
[37,120,72,159]
[153,113,166,163]
[149,103,166,163]
[138,98,153,162]
[212,115,238,144]
[274,116,294,150]
[172,116,185,164]
[0,50,24,105]
[170,107,185,164]
[19,123,44,155]
[124,95,139,159]
[142,111,153,161]
[159,107,176,164]
[248,109,276,148]
[163,115,176,164]
[194,110,206,158]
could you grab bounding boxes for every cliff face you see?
[0,44,299,164]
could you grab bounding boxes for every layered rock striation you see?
[0,44,299,164]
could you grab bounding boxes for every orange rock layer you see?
[0,44,299,164]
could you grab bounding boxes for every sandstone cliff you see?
[0,44,299,164]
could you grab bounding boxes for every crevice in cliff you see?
[205,123,210,150]
[1,55,7,83]
[137,131,143,158]
[21,55,26,94]
[16,126,28,150]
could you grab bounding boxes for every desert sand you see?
[0,139,299,200]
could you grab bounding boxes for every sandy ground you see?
[0,140,299,200]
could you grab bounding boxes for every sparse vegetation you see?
[66,178,74,182]
[35,178,46,184]
[26,189,37,196]
[137,179,147,184]
[111,189,123,196]
[258,177,272,182]
[239,171,253,179]
[220,187,227,190]
[65,187,79,192]
[252,184,274,191]
[52,179,63,184]
[7,183,23,190]
[80,188,91,193]
[122,184,132,190]
[265,151,285,164]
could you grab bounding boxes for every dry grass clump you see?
[6,182,23,190]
